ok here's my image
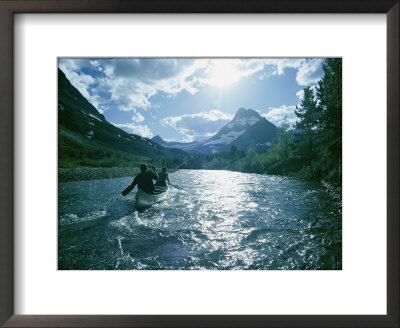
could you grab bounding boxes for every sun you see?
[207,60,242,88]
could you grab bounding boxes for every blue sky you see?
[58,58,324,142]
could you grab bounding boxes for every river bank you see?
[59,167,139,182]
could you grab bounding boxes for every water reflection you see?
[58,170,342,270]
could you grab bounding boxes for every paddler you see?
[125,163,158,195]
[155,166,170,188]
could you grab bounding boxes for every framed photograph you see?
[1,1,398,327]
[57,56,343,272]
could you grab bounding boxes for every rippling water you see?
[58,170,342,270]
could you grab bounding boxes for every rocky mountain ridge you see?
[153,108,277,154]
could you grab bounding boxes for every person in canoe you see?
[154,166,170,192]
[121,163,159,196]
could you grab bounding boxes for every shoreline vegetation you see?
[57,166,297,183]
[59,167,140,182]
[59,166,180,182]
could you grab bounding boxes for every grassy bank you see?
[58,167,140,182]
[58,165,180,182]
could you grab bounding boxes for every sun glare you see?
[207,60,242,88]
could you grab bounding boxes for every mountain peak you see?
[222,108,261,130]
[233,108,261,121]
[152,135,164,143]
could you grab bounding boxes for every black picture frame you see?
[0,1,398,327]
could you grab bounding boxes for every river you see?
[58,169,342,270]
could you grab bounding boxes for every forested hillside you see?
[58,68,187,168]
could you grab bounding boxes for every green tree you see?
[229,145,238,162]
[317,58,342,139]
[294,86,318,162]
[276,115,291,161]
[315,58,342,184]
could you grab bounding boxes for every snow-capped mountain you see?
[194,108,277,154]
[226,108,261,128]
[152,108,277,155]
[203,108,261,145]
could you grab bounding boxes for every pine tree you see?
[317,58,342,139]
[315,58,342,184]
[294,86,318,162]
[275,115,291,162]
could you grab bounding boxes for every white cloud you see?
[161,109,233,141]
[296,59,324,85]
[87,93,106,109]
[254,58,304,78]
[59,58,92,71]
[296,89,305,100]
[273,58,304,75]
[90,60,100,68]
[263,105,298,127]
[97,104,111,114]
[58,59,110,112]
[85,59,209,112]
[111,122,153,138]
[59,58,325,117]
[163,137,176,142]
[131,112,145,123]
[198,59,267,87]
[257,58,323,86]
[197,58,315,87]
[90,60,103,72]
[58,67,94,100]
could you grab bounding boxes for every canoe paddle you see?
[122,184,135,196]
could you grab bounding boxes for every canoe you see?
[135,187,168,209]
